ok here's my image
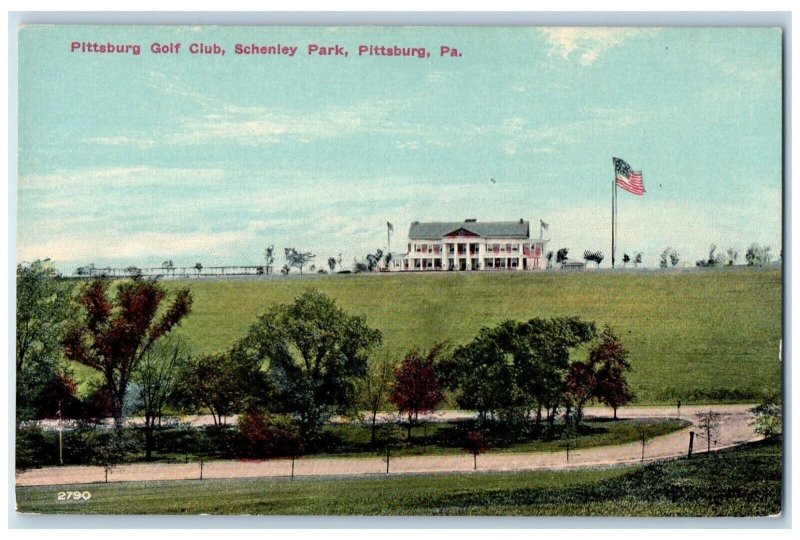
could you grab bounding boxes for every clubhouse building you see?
[389,219,548,272]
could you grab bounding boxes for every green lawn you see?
[313,418,689,458]
[15,437,782,516]
[158,268,781,405]
[22,418,689,467]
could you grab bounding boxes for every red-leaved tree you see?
[564,360,596,427]
[589,327,633,420]
[464,430,489,470]
[63,277,192,427]
[389,344,444,440]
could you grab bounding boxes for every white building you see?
[390,219,548,272]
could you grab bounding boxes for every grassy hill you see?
[159,267,781,405]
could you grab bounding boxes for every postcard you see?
[14,23,783,517]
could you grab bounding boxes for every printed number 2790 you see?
[57,491,91,501]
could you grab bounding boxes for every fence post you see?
[688,431,694,458]
[200,458,204,480]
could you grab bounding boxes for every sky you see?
[16,26,783,272]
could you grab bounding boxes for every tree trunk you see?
[145,420,154,461]
[370,410,378,445]
[613,406,618,420]
[112,392,125,429]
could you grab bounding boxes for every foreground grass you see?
[161,269,780,405]
[16,438,781,516]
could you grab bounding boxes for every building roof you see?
[408,220,530,240]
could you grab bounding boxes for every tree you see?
[327,257,337,273]
[377,422,403,474]
[660,247,679,268]
[556,248,569,267]
[16,260,75,423]
[357,353,395,444]
[634,420,655,461]
[696,244,721,268]
[445,322,525,426]
[445,317,596,432]
[562,424,578,462]
[696,410,722,453]
[725,247,739,266]
[622,253,630,267]
[280,264,290,275]
[175,349,264,427]
[545,251,554,269]
[235,410,303,461]
[633,252,642,268]
[63,277,192,427]
[365,249,384,272]
[760,245,773,265]
[132,335,191,460]
[563,361,596,427]
[746,244,772,266]
[284,247,315,274]
[84,429,140,482]
[590,327,633,419]
[750,396,781,439]
[745,244,758,266]
[264,245,275,274]
[125,266,142,277]
[383,252,393,270]
[583,250,604,268]
[707,244,720,267]
[194,262,203,276]
[390,345,445,440]
[514,317,597,432]
[237,290,382,442]
[464,430,489,470]
[659,248,669,268]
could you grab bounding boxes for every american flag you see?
[613,157,645,195]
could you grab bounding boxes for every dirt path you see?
[16,404,760,487]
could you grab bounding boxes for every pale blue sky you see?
[17,25,782,271]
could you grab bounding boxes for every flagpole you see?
[612,158,616,269]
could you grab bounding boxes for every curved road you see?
[16,404,759,487]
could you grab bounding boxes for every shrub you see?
[235,410,303,459]
[16,425,57,470]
